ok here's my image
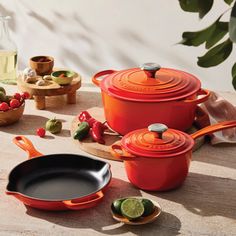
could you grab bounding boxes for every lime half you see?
[121,198,144,220]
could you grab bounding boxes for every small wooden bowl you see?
[30,56,54,76]
[111,197,162,225]
[0,102,25,126]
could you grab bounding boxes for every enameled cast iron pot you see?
[111,121,236,191]
[6,136,111,211]
[92,63,211,135]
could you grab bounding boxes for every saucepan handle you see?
[13,136,43,159]
[63,191,104,210]
[92,70,116,87]
[110,142,137,161]
[191,120,236,140]
[184,88,211,104]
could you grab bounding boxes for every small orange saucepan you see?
[111,121,236,191]
[6,136,112,211]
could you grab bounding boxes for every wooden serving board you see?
[71,107,206,161]
[71,107,122,161]
[17,71,81,109]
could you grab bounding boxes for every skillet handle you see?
[110,142,137,161]
[13,136,43,159]
[63,191,104,210]
[184,88,211,104]
[191,120,236,140]
[92,70,116,87]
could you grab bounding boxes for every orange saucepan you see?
[111,121,236,191]
[92,63,210,135]
[6,136,111,211]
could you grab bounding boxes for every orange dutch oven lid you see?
[100,63,201,102]
[121,124,194,158]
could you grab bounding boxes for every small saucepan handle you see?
[63,191,104,210]
[184,88,211,104]
[92,70,116,87]
[13,136,43,159]
[110,142,137,161]
[191,120,236,140]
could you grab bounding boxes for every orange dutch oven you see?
[111,121,236,191]
[92,63,211,135]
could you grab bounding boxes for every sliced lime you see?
[121,198,144,220]
[141,198,155,216]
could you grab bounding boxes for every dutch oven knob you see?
[148,123,168,139]
[140,63,161,78]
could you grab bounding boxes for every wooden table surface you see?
[0,84,236,236]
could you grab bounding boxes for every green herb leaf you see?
[179,0,199,12]
[198,0,214,19]
[179,16,227,48]
[178,0,213,18]
[229,1,236,42]
[224,0,234,5]
[232,63,236,90]
[197,38,233,67]
[206,21,228,49]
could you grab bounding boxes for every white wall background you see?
[0,0,235,91]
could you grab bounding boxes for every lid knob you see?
[148,123,168,139]
[140,63,161,78]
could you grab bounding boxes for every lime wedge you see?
[141,199,155,216]
[121,198,144,220]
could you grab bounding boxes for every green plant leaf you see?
[178,0,213,18]
[179,16,227,47]
[229,1,236,42]
[179,0,199,12]
[197,38,233,67]
[224,0,234,5]
[180,25,215,46]
[232,63,236,89]
[198,0,214,19]
[206,21,228,49]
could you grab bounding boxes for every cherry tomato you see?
[0,102,9,111]
[37,128,46,137]
[13,93,21,101]
[21,92,30,100]
[10,99,21,108]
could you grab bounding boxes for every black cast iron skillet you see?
[6,136,112,211]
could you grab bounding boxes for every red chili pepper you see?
[87,117,96,127]
[91,121,105,144]
[78,111,92,122]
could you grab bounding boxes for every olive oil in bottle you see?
[0,50,17,81]
[0,16,17,84]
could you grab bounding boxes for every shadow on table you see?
[193,142,236,170]
[149,172,236,220]
[0,114,70,138]
[25,177,181,235]
[45,90,103,116]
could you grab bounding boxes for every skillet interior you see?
[6,154,111,201]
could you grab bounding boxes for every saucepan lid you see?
[121,123,194,158]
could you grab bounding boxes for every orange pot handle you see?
[110,142,137,161]
[92,70,116,87]
[184,88,211,104]
[62,191,104,210]
[191,120,236,140]
[13,136,43,159]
